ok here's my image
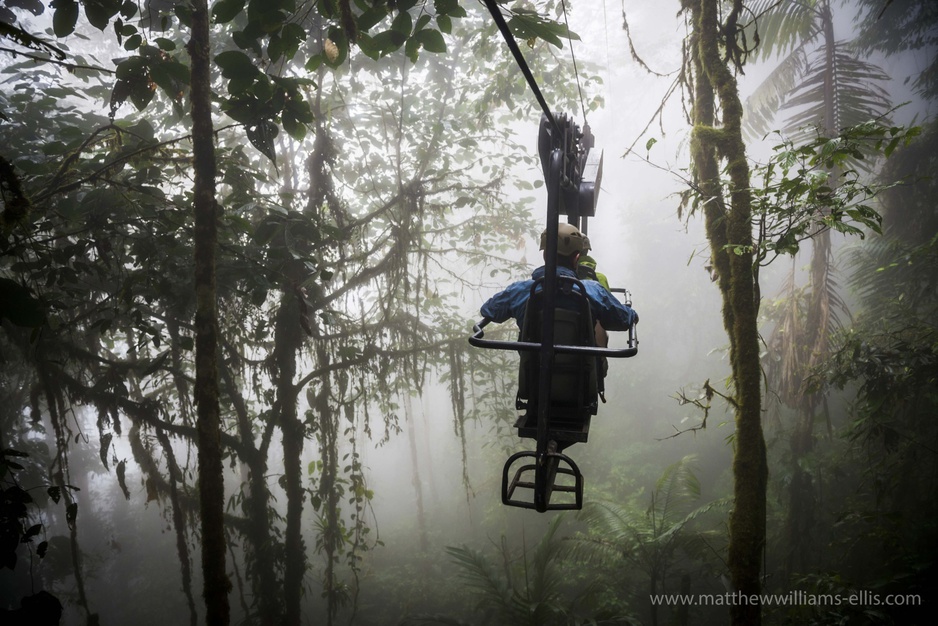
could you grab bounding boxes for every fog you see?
[2,1,936,625]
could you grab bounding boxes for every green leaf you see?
[268,33,284,63]
[506,12,575,49]
[247,120,278,163]
[251,74,273,101]
[414,14,431,33]
[154,37,176,51]
[282,110,306,141]
[129,75,155,109]
[233,29,262,55]
[174,2,192,27]
[391,10,412,36]
[305,53,323,71]
[123,33,142,51]
[215,50,259,80]
[278,22,306,61]
[436,14,452,34]
[83,0,122,30]
[120,0,136,19]
[157,59,190,84]
[22,524,42,542]
[51,0,79,37]
[416,29,446,54]
[434,0,465,18]
[213,0,245,24]
[285,95,313,124]
[114,55,146,80]
[404,37,419,63]
[371,29,406,54]
[357,6,388,32]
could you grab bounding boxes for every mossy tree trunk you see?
[685,1,768,624]
[220,359,281,623]
[188,1,230,623]
[274,276,307,626]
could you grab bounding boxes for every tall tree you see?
[188,0,230,623]
[0,2,588,623]
[681,1,767,624]
[743,0,893,576]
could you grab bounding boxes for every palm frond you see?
[744,0,823,62]
[445,545,516,618]
[654,496,731,550]
[528,515,567,607]
[579,499,648,546]
[651,454,701,527]
[782,45,892,149]
[846,234,938,317]
[743,44,809,140]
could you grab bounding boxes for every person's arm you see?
[480,291,511,323]
[588,283,637,331]
[480,281,530,324]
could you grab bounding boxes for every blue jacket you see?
[480,265,637,331]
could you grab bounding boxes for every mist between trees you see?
[1,1,936,625]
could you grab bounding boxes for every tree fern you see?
[571,456,726,625]
[443,516,581,625]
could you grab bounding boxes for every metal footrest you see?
[501,448,584,511]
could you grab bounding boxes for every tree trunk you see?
[311,333,341,626]
[188,1,230,623]
[687,1,768,624]
[274,285,306,626]
[220,361,281,624]
[781,2,837,579]
[404,394,429,553]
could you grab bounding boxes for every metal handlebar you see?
[469,318,638,358]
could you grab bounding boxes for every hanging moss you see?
[156,427,198,626]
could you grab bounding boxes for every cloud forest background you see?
[1,1,935,625]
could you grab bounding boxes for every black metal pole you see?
[535,148,563,512]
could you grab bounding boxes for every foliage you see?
[572,455,724,626]
[443,516,628,626]
[762,119,938,626]
[745,120,920,263]
[0,0,592,622]
[742,0,894,144]
[0,442,67,622]
[850,0,938,100]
